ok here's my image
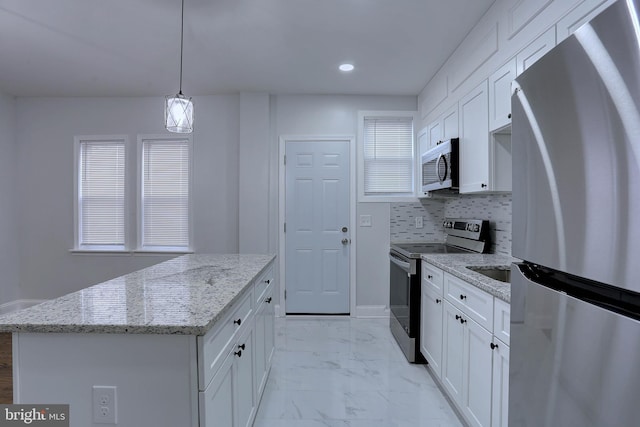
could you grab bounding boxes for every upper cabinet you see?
[459,80,512,194]
[516,26,556,75]
[459,81,490,193]
[488,59,516,131]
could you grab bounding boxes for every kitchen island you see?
[0,254,276,427]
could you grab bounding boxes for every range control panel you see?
[443,218,489,241]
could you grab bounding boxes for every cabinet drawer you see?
[493,298,510,345]
[422,261,444,295]
[254,265,274,305]
[198,290,253,391]
[444,273,494,331]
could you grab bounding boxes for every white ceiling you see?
[0,0,495,97]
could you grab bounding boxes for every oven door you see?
[389,252,414,336]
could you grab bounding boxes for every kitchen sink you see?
[466,266,511,283]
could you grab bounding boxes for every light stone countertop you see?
[421,253,519,303]
[0,254,276,335]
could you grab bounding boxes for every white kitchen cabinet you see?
[442,300,465,403]
[417,126,430,158]
[491,338,510,427]
[428,120,442,151]
[235,326,256,427]
[493,298,511,346]
[462,316,493,427]
[200,350,235,427]
[459,80,512,193]
[556,0,615,43]
[442,104,459,141]
[201,325,256,427]
[488,59,516,131]
[420,279,444,379]
[459,81,490,193]
[254,284,275,396]
[444,272,494,331]
[422,262,511,427]
[516,26,556,75]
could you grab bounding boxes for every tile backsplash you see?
[390,194,512,255]
[390,200,445,242]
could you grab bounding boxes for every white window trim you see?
[136,134,194,253]
[357,110,419,202]
[72,135,130,252]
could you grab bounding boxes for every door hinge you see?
[284,223,286,233]
[284,155,286,165]
[284,290,287,300]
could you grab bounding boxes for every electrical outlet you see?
[92,386,117,424]
[415,216,423,229]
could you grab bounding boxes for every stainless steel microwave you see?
[421,138,459,193]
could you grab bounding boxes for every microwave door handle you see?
[436,154,448,183]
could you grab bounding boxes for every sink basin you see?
[466,266,511,283]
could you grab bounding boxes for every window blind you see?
[363,116,414,195]
[141,139,190,248]
[79,141,125,247]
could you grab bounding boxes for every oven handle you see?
[389,253,412,275]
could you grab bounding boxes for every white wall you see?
[0,93,20,304]
[14,95,240,300]
[272,95,417,312]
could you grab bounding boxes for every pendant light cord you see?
[179,0,185,95]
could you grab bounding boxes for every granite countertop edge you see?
[0,253,276,336]
[421,253,520,303]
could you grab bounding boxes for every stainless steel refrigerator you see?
[510,1,640,426]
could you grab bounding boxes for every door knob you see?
[341,238,350,245]
[341,226,348,233]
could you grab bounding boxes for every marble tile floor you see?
[253,317,463,427]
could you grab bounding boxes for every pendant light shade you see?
[165,0,193,133]
[165,93,193,133]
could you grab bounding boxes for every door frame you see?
[278,135,357,317]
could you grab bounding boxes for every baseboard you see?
[354,305,389,318]
[0,299,46,316]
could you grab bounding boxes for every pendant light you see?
[165,0,193,133]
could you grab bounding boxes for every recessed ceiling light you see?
[339,63,354,72]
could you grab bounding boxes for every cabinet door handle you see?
[234,318,242,326]
[481,183,488,188]
[459,294,467,300]
[234,349,242,357]
[264,279,271,284]
[508,113,512,119]
[459,317,467,324]
[490,342,498,350]
[265,297,272,303]
[427,275,433,279]
[455,315,461,320]
[435,298,441,304]
[238,343,245,350]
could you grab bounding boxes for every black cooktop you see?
[391,242,471,258]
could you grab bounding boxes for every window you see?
[358,111,417,201]
[74,136,127,251]
[138,135,192,251]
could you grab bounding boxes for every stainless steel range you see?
[389,218,490,363]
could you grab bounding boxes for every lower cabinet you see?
[462,314,493,427]
[421,264,510,427]
[254,285,275,397]
[491,338,510,427]
[420,281,444,379]
[199,262,276,427]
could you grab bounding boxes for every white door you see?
[285,140,350,314]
